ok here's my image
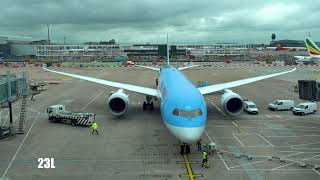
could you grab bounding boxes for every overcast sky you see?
[1,0,320,44]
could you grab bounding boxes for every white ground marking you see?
[230,169,318,171]
[27,108,44,114]
[272,154,320,170]
[229,160,266,169]
[0,111,2,125]
[232,133,245,147]
[204,129,230,170]
[229,151,304,170]
[256,133,274,147]
[81,89,104,111]
[265,115,272,118]
[208,124,320,133]
[291,142,320,147]
[268,135,320,138]
[1,112,40,179]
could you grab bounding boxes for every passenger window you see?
[197,109,203,116]
[278,102,283,105]
[59,107,63,110]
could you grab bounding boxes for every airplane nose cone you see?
[166,124,205,144]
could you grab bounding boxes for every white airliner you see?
[43,55,296,153]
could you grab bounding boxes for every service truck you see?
[47,105,95,126]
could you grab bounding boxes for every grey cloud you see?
[0,0,319,43]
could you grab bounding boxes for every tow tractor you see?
[46,105,95,126]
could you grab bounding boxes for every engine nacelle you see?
[220,89,244,115]
[107,89,129,116]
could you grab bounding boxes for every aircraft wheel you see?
[180,144,185,155]
[186,145,190,154]
[150,102,154,111]
[143,102,147,110]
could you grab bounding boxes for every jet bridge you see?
[0,71,28,137]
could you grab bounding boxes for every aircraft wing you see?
[198,68,296,95]
[43,67,160,97]
[178,65,199,71]
[135,65,160,71]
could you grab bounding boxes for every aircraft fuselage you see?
[158,66,207,143]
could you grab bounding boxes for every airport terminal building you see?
[1,36,251,62]
[35,44,251,61]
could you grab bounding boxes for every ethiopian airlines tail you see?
[305,37,320,57]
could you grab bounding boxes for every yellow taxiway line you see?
[231,121,247,135]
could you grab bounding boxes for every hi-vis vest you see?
[91,122,98,129]
[202,151,207,159]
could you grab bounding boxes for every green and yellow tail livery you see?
[305,37,320,56]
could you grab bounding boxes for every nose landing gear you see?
[143,96,155,111]
[180,143,191,154]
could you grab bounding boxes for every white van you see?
[268,100,294,111]
[292,102,317,116]
[243,100,258,114]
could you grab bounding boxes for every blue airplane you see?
[43,54,295,153]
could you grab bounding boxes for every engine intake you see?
[220,89,243,115]
[107,89,129,116]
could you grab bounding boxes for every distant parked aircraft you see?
[294,37,320,63]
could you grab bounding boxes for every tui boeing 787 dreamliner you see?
[43,59,295,153]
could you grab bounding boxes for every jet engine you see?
[220,89,244,115]
[107,89,129,116]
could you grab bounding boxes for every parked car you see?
[268,100,294,111]
[243,100,258,114]
[292,102,317,116]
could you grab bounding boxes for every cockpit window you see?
[173,108,179,116]
[172,108,203,118]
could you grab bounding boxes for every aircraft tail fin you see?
[305,37,320,56]
[167,34,170,65]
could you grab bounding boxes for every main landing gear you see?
[180,143,191,154]
[143,96,154,111]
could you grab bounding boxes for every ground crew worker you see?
[201,150,208,167]
[91,121,99,135]
[30,93,35,101]
[196,139,202,151]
